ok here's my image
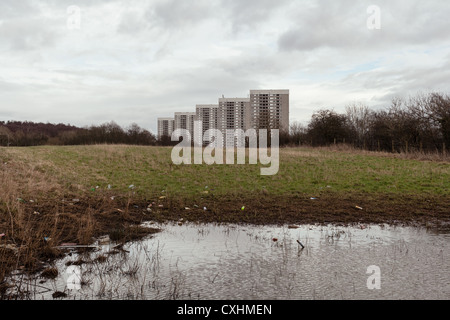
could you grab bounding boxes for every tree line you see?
[0,121,157,146]
[280,92,449,153]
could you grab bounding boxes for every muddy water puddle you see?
[9,222,450,299]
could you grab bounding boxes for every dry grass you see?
[0,147,162,298]
[312,143,450,162]
[0,155,85,297]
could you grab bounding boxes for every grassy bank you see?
[3,144,449,194]
[1,145,449,295]
[1,144,449,224]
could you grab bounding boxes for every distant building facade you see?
[174,112,196,137]
[195,104,218,146]
[218,97,250,147]
[157,117,174,140]
[158,89,289,146]
[249,89,289,132]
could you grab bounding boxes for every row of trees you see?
[1,92,448,153]
[0,121,157,146]
[280,92,449,153]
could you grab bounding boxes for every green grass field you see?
[1,145,448,200]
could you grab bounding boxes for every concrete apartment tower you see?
[174,112,196,141]
[195,104,219,146]
[158,89,289,146]
[218,96,250,147]
[157,117,174,140]
[249,89,289,132]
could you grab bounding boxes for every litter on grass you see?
[98,235,110,245]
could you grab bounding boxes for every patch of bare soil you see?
[150,192,450,229]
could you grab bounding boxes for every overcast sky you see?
[1,0,450,134]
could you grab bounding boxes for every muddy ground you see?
[2,192,449,247]
[160,193,450,228]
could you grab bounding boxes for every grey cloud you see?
[116,0,219,59]
[117,10,146,34]
[0,79,22,92]
[278,0,450,52]
[0,1,67,52]
[278,0,376,52]
[121,0,294,36]
[0,1,39,19]
[328,57,450,110]
[346,56,450,91]
[145,0,216,30]
[222,0,293,34]
[0,17,61,50]
[213,51,295,78]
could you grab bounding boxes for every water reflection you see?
[10,223,450,300]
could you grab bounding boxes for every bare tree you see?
[288,121,307,145]
[345,102,371,148]
[426,93,450,149]
[0,126,13,146]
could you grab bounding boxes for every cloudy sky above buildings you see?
[1,0,450,134]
